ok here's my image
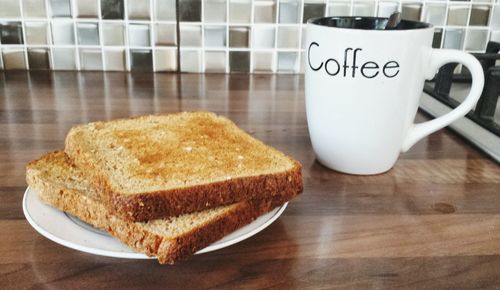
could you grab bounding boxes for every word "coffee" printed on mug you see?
[308,42,400,79]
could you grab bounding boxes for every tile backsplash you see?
[0,0,498,73]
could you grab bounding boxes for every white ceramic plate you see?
[23,187,287,259]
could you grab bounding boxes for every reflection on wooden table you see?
[1,72,500,289]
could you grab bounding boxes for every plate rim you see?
[22,186,287,259]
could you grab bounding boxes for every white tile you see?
[205,0,227,22]
[1,49,26,70]
[23,0,47,17]
[180,24,202,47]
[378,2,398,18]
[155,24,177,46]
[128,24,150,46]
[252,51,274,72]
[465,29,488,50]
[155,0,176,21]
[181,50,202,72]
[301,26,307,49]
[104,49,126,70]
[51,21,75,45]
[277,52,297,72]
[76,0,98,18]
[252,26,275,49]
[299,51,305,73]
[205,51,226,72]
[128,0,150,20]
[103,23,125,46]
[353,2,374,17]
[0,0,21,17]
[279,0,300,23]
[80,49,103,70]
[424,4,447,26]
[50,0,72,17]
[492,5,500,28]
[443,29,465,49]
[229,0,252,23]
[155,49,177,71]
[327,1,351,17]
[77,22,100,45]
[25,22,49,45]
[491,30,500,42]
[254,0,276,23]
[277,26,300,49]
[205,26,226,48]
[52,48,76,70]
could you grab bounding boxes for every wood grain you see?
[1,71,499,289]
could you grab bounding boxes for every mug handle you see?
[401,49,485,152]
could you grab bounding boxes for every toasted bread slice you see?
[26,151,297,264]
[65,112,302,221]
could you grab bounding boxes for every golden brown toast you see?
[65,112,303,221]
[26,151,297,264]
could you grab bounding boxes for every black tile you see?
[28,49,50,70]
[230,51,249,73]
[229,26,249,48]
[0,22,23,44]
[101,0,124,19]
[179,0,202,22]
[432,29,442,49]
[130,49,153,71]
[469,6,490,26]
[303,3,325,24]
[401,4,422,21]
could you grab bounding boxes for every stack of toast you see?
[26,112,303,264]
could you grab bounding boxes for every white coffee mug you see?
[305,17,484,175]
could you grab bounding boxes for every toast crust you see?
[107,160,302,221]
[26,151,297,264]
[65,112,303,222]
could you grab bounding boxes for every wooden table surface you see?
[1,72,500,289]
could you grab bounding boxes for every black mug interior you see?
[309,16,431,30]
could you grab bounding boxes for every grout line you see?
[274,0,282,72]
[70,0,81,71]
[18,0,29,70]
[420,1,426,22]
[150,0,155,72]
[440,0,450,50]
[201,0,205,73]
[299,0,306,72]
[291,3,299,74]
[485,4,495,51]
[124,0,131,71]
[175,0,181,73]
[45,0,55,69]
[98,0,105,71]
[226,0,230,73]
[297,0,306,74]
[249,0,256,73]
[462,1,473,53]
[2,0,499,73]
